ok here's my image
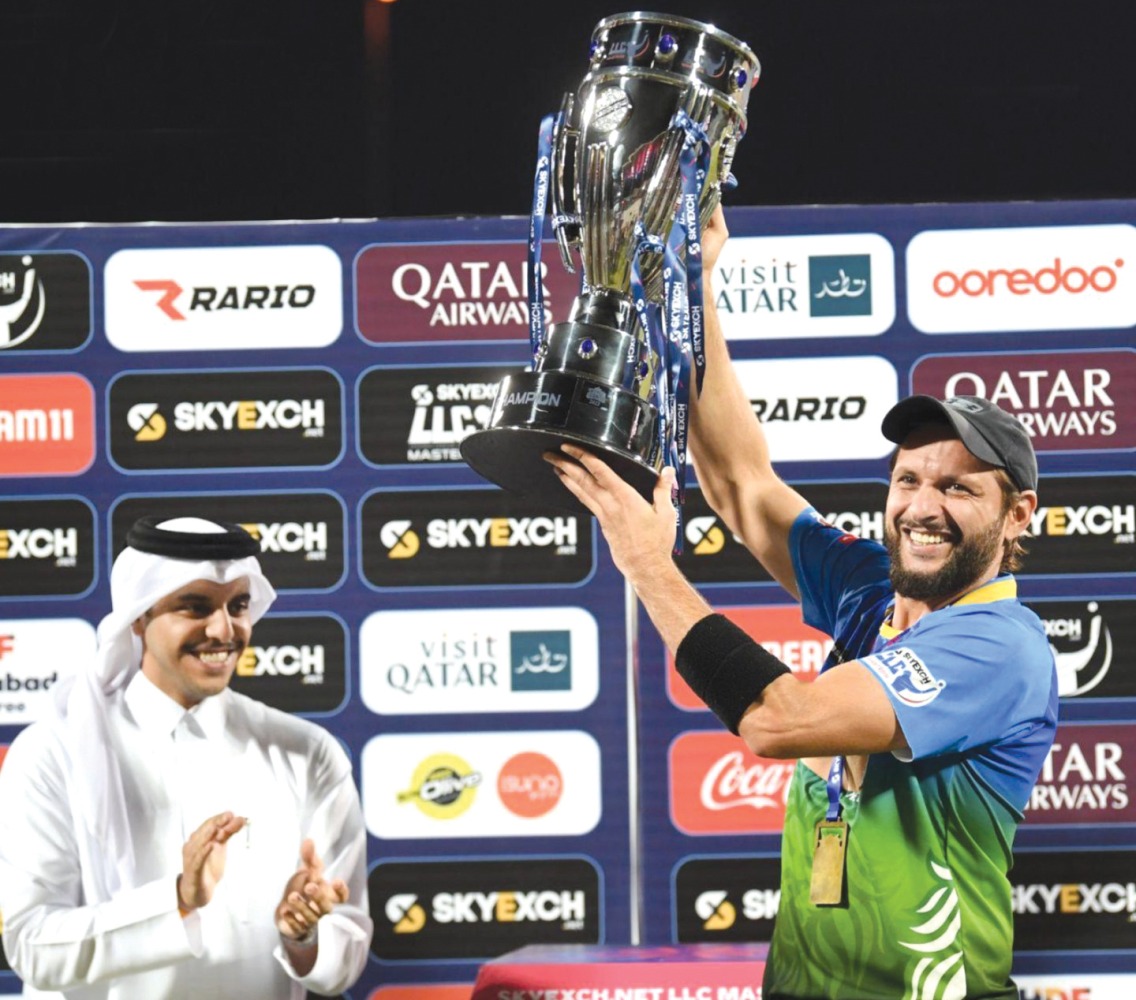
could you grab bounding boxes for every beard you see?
[885,515,1005,604]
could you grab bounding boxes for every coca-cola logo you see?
[699,750,794,811]
[670,731,793,834]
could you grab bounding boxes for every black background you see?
[2,0,1134,224]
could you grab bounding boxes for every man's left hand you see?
[544,442,678,588]
[274,838,349,946]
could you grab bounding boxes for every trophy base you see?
[460,370,660,513]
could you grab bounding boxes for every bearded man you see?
[0,516,371,999]
[545,208,1057,1000]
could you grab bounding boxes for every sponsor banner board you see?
[670,731,795,835]
[107,368,343,471]
[0,618,90,724]
[359,489,593,588]
[1011,849,1136,951]
[355,242,579,344]
[676,482,887,585]
[668,605,830,710]
[1016,975,1136,1000]
[1022,476,1135,576]
[674,855,781,943]
[1025,723,1136,825]
[370,857,601,961]
[357,364,520,466]
[906,224,1136,334]
[1026,598,1136,700]
[0,497,95,598]
[359,606,599,715]
[369,988,472,1000]
[104,244,342,351]
[725,356,898,461]
[0,250,91,353]
[911,349,1136,452]
[110,492,346,591]
[228,614,347,716]
[362,730,602,839]
[711,233,896,339]
[0,373,95,477]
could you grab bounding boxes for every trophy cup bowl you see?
[461,12,758,512]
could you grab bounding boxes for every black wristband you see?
[675,613,791,734]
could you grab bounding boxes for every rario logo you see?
[907,224,1136,333]
[355,242,578,344]
[670,730,794,834]
[730,357,897,462]
[104,245,342,351]
[711,233,895,340]
[0,374,95,476]
[912,350,1135,450]
[0,252,90,352]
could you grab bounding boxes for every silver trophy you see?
[461,12,758,510]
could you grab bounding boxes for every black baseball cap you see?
[881,395,1038,492]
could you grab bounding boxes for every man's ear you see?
[1005,490,1038,540]
[131,617,146,637]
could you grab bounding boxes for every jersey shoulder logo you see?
[861,646,946,706]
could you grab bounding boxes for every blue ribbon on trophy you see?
[462,12,759,539]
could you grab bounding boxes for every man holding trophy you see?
[467,12,1057,1000]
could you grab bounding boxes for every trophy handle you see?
[552,91,582,275]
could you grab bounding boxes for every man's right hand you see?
[177,811,246,912]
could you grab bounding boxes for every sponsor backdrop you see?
[0,201,1133,995]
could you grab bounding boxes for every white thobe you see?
[0,671,371,999]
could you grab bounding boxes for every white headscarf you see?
[52,517,276,900]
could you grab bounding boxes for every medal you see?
[809,818,848,906]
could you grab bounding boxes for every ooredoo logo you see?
[670,730,795,834]
[355,242,578,344]
[711,233,895,340]
[0,618,91,724]
[726,356,898,462]
[368,857,600,960]
[675,856,781,943]
[498,752,563,818]
[108,368,343,471]
[357,364,519,465]
[111,492,346,591]
[0,374,95,477]
[1025,724,1136,825]
[668,606,833,709]
[359,606,598,716]
[912,350,1135,451]
[362,730,601,839]
[228,614,347,716]
[104,245,342,351]
[359,489,593,588]
[1025,598,1136,700]
[0,252,91,352]
[907,224,1136,333]
[0,498,95,598]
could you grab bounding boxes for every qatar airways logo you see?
[907,224,1136,333]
